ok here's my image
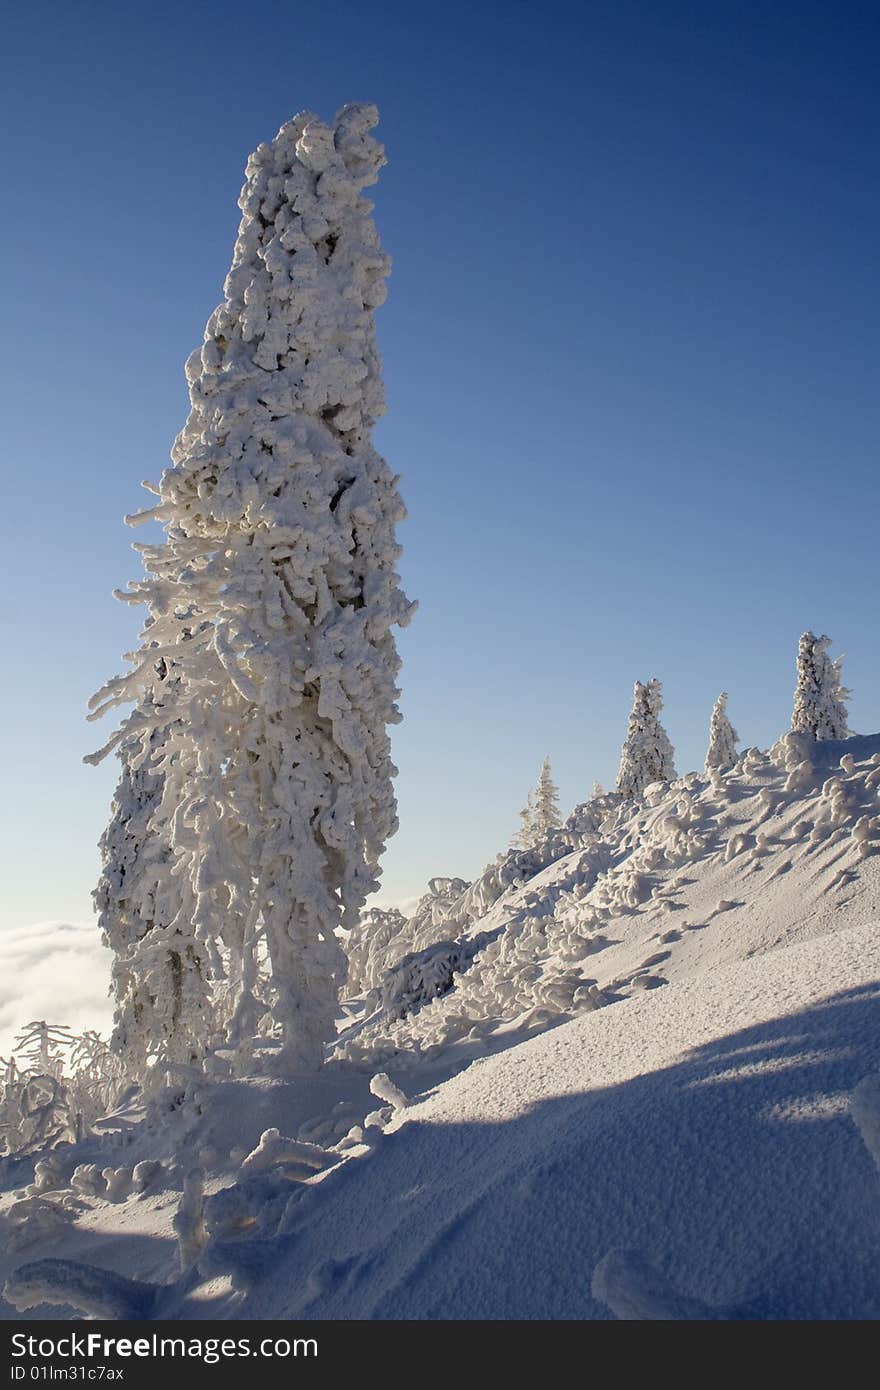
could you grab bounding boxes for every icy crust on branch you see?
[616,679,676,800]
[88,105,413,1071]
[791,631,850,740]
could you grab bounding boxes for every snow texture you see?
[851,1074,880,1174]
[5,726,880,1321]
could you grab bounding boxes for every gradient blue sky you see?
[1,0,878,931]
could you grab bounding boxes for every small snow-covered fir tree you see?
[88,105,414,1072]
[791,632,850,740]
[513,757,561,848]
[533,756,561,836]
[704,691,738,772]
[512,790,536,849]
[616,679,676,800]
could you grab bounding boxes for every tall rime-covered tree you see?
[616,679,676,800]
[88,105,414,1072]
[704,691,738,772]
[791,631,850,739]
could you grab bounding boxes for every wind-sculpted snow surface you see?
[87,105,413,1071]
[3,735,880,1320]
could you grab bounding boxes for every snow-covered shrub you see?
[0,1023,126,1158]
[87,104,413,1072]
[344,906,410,996]
[380,941,470,1021]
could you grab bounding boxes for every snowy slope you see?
[229,920,880,1320]
[2,734,879,1320]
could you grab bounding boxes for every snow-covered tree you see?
[87,105,414,1072]
[791,632,850,740]
[514,757,561,848]
[512,790,536,849]
[616,679,676,800]
[704,691,738,772]
[533,756,561,835]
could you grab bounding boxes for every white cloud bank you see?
[0,922,112,1059]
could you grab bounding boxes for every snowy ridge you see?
[2,731,880,1319]
[337,732,880,1069]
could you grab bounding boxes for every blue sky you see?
[1,0,878,930]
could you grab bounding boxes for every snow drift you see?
[2,731,880,1319]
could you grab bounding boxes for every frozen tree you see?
[791,632,850,740]
[512,790,536,849]
[344,905,409,996]
[705,691,738,772]
[87,105,414,1072]
[12,1023,74,1078]
[616,679,676,800]
[513,758,561,848]
[533,757,561,836]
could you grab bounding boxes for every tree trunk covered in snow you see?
[88,105,414,1072]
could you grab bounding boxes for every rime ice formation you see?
[87,105,413,1072]
[791,631,850,740]
[704,691,738,772]
[616,679,677,800]
[514,756,562,848]
[95,682,212,1071]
